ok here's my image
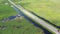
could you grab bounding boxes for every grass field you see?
[0,0,17,20]
[0,0,43,34]
[14,0,60,26]
[0,17,43,34]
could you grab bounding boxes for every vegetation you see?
[0,17,43,34]
[0,0,17,20]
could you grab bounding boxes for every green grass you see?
[15,0,60,26]
[0,1,17,20]
[0,17,43,34]
[0,0,43,34]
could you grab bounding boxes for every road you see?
[8,0,60,34]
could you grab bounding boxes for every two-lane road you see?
[8,0,60,34]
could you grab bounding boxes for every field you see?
[14,0,60,26]
[0,0,43,34]
[0,18,43,34]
